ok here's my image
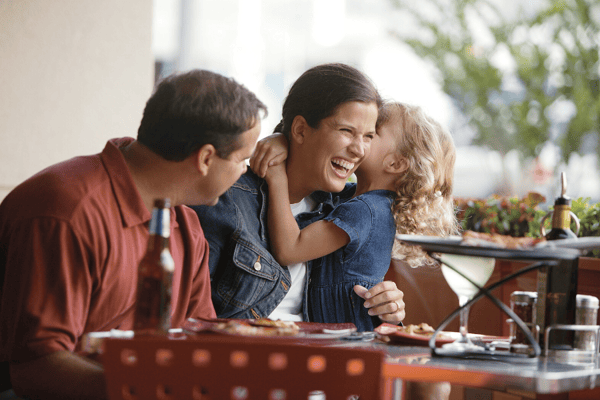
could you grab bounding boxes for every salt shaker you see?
[574,294,599,351]
[510,291,538,354]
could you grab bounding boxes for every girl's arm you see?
[265,164,350,266]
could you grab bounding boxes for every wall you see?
[0,0,154,201]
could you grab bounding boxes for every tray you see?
[395,234,587,260]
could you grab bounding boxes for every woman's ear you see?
[289,115,309,145]
[384,154,409,175]
[195,144,217,176]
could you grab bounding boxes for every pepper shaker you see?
[509,291,538,354]
[574,294,599,351]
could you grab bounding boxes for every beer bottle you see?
[134,198,175,335]
[545,172,577,240]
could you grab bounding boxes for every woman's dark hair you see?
[138,69,267,161]
[275,63,382,138]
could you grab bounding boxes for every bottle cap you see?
[554,172,571,205]
[511,291,537,304]
[576,294,599,310]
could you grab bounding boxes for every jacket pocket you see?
[214,239,280,317]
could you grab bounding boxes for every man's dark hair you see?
[274,63,382,138]
[138,69,267,161]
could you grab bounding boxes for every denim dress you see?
[308,188,396,332]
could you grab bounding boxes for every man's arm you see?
[1,217,107,399]
[10,351,106,400]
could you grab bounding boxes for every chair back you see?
[102,335,384,400]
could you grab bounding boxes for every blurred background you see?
[1,0,599,205]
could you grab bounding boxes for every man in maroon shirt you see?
[0,69,266,399]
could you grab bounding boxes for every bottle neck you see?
[148,207,170,251]
[551,204,572,230]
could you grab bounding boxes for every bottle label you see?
[149,208,171,238]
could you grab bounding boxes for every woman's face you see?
[298,101,378,194]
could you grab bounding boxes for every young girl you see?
[261,102,459,331]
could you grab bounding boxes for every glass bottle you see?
[133,198,175,335]
[545,172,577,240]
[536,173,581,352]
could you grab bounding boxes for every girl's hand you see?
[264,162,287,186]
[354,282,405,324]
[249,133,288,178]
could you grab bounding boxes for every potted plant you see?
[455,193,600,258]
[453,193,600,336]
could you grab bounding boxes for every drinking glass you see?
[439,253,496,351]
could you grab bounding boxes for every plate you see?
[181,318,357,340]
[375,323,509,348]
[375,323,457,347]
[395,234,584,260]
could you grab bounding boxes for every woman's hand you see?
[249,133,288,178]
[354,281,405,324]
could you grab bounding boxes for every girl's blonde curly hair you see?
[379,102,460,267]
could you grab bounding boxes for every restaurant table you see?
[98,327,600,400]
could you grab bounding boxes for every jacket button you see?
[254,261,262,271]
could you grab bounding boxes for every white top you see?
[268,196,317,322]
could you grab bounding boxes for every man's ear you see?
[384,154,409,175]
[195,144,217,176]
[289,115,309,145]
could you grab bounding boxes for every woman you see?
[191,63,405,324]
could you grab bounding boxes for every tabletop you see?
[342,340,600,395]
[96,319,600,400]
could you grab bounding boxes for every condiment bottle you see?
[537,173,580,352]
[509,291,538,354]
[134,198,175,335]
[574,294,599,351]
[545,172,577,240]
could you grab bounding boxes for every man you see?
[0,69,266,399]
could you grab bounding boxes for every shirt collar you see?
[100,137,179,230]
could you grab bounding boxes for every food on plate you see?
[375,322,436,337]
[461,230,546,249]
[400,322,436,335]
[251,318,300,330]
[214,318,300,336]
[375,322,457,344]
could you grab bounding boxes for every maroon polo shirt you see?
[0,137,215,367]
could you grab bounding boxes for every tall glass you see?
[439,253,496,351]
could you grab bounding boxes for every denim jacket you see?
[190,170,350,320]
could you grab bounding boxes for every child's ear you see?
[289,115,309,145]
[195,144,217,176]
[384,154,408,175]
